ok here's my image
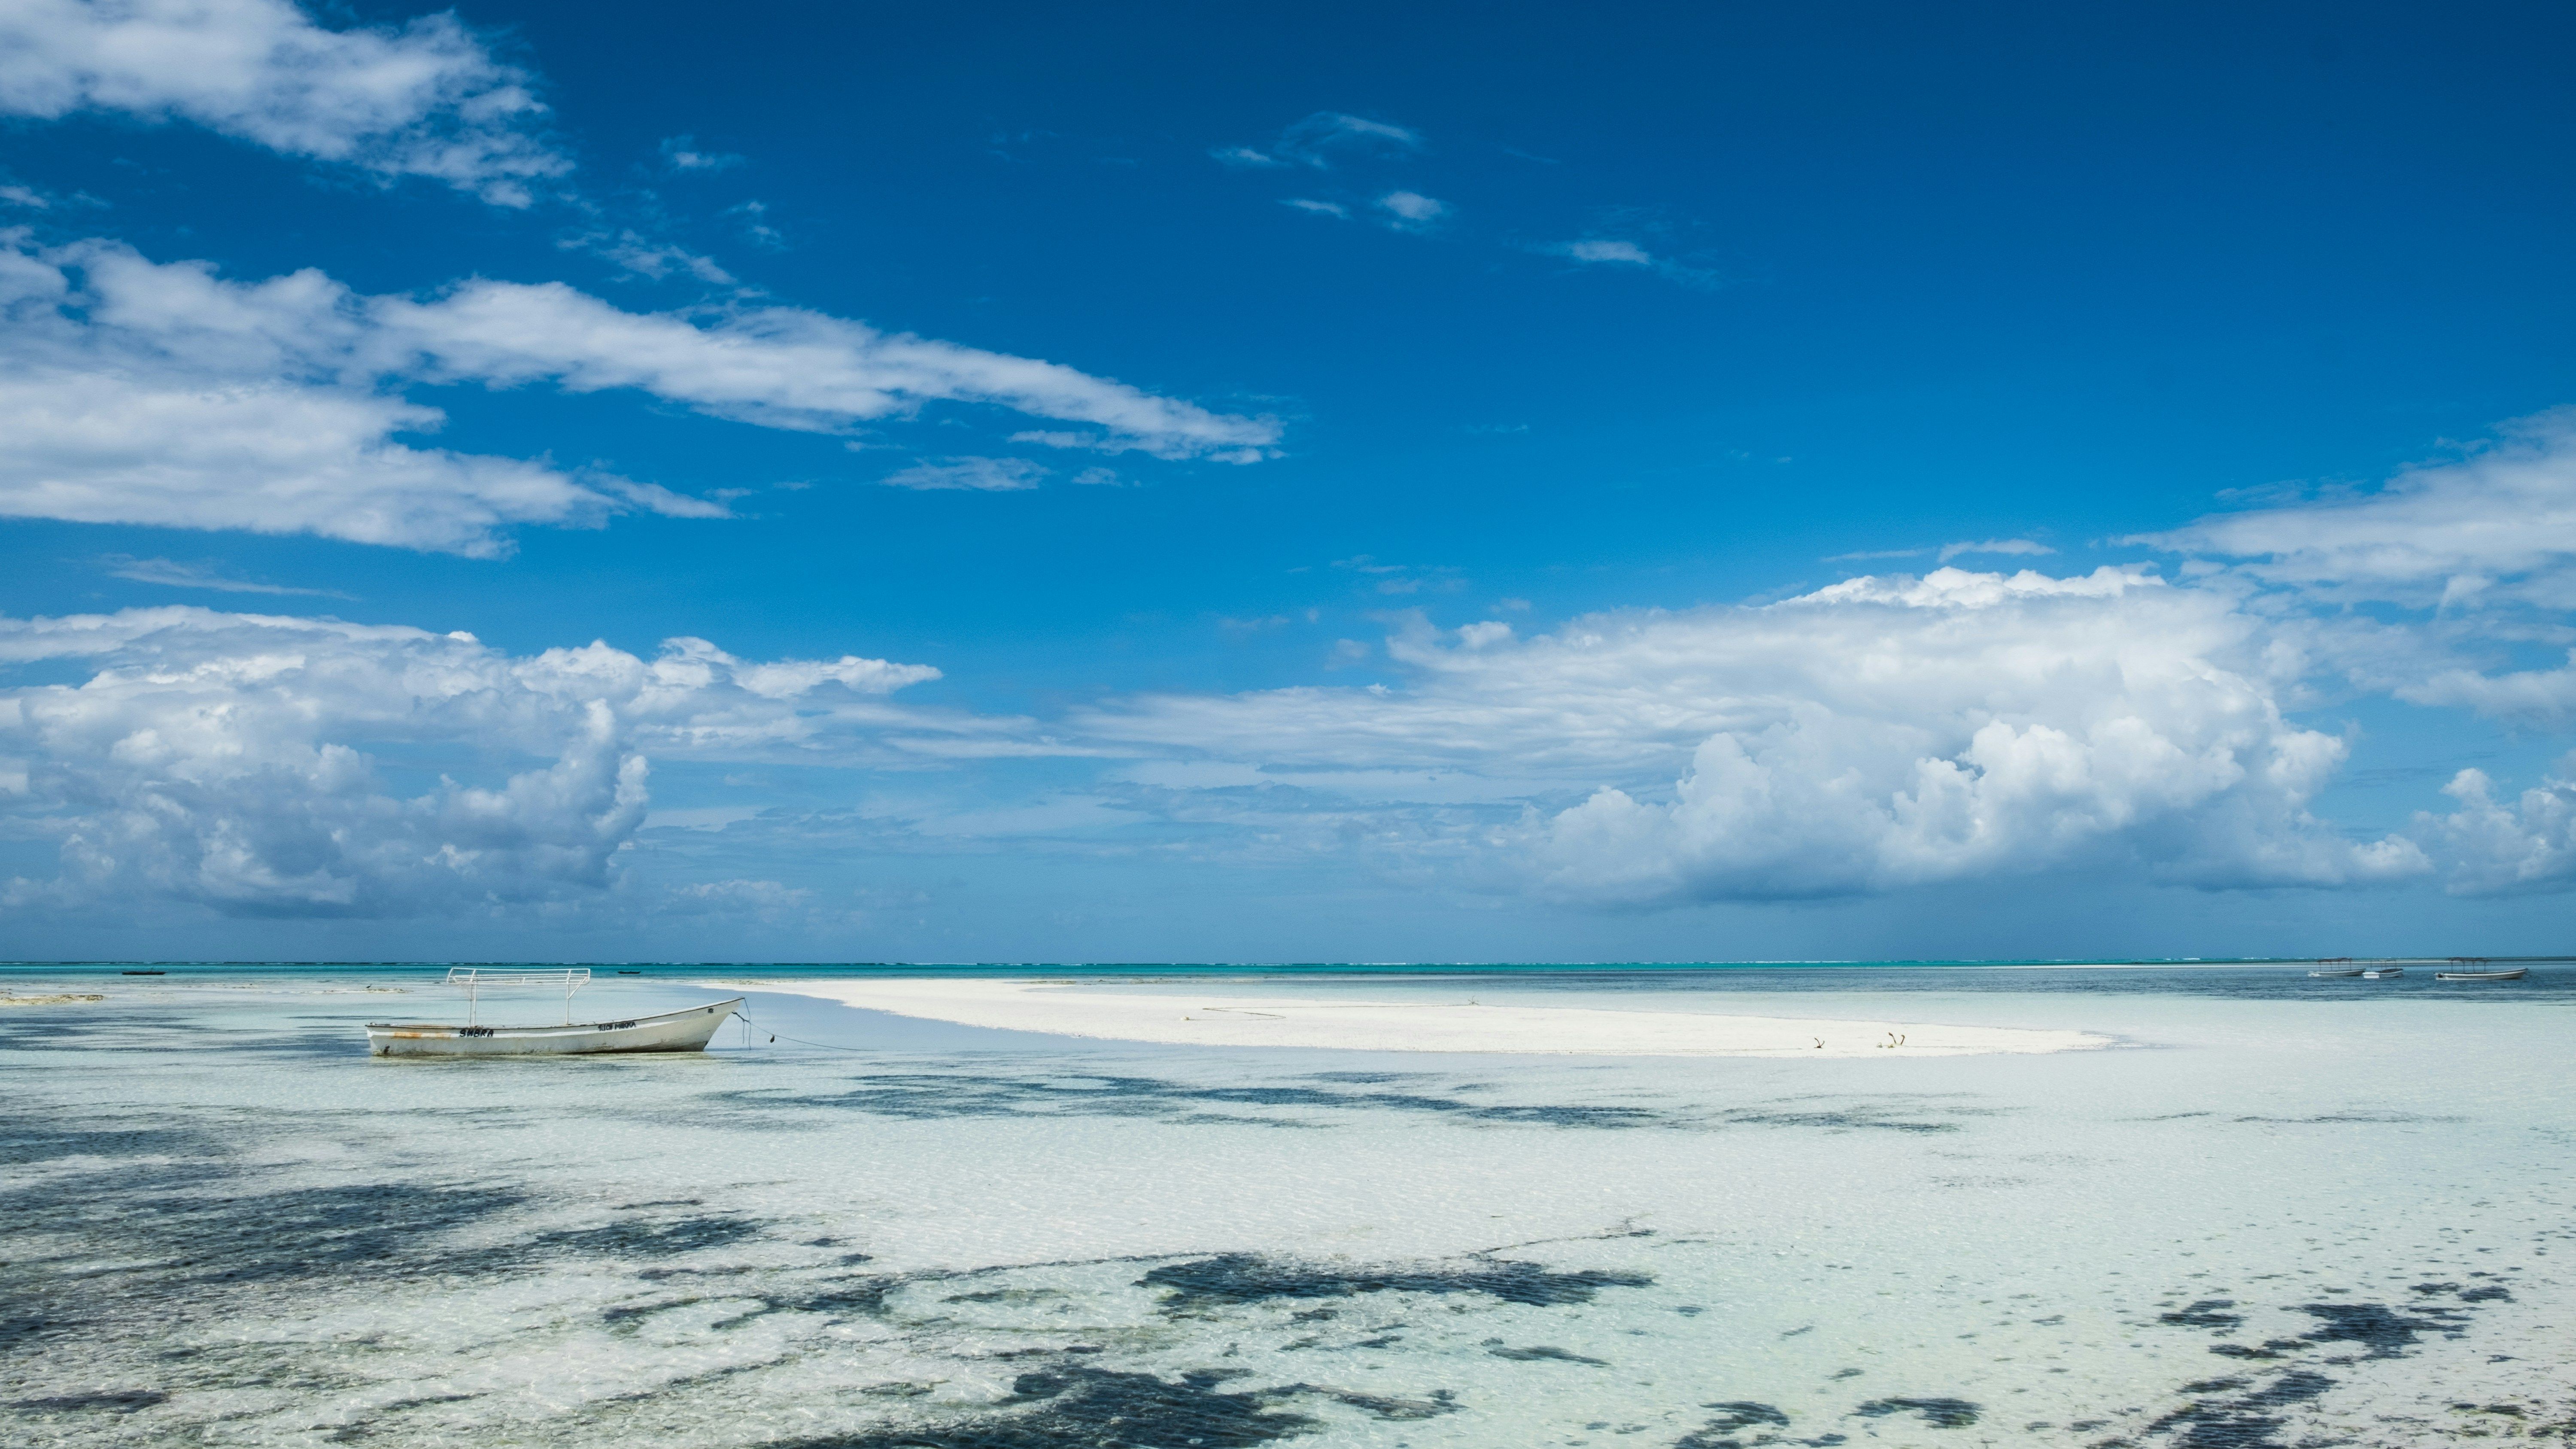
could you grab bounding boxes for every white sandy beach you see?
[731,976,2112,1057]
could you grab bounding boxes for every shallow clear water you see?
[3,967,2570,1447]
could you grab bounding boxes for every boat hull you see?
[364,999,741,1057]
[2435,969,2529,981]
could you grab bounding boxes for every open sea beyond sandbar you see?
[3,963,2570,1449]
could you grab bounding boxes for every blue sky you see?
[3,0,2576,961]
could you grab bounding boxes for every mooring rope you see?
[730,1007,876,1053]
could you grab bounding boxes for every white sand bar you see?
[734,977,2112,1057]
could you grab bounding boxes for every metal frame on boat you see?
[363,967,742,1057]
[449,966,588,1025]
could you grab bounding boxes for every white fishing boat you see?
[363,969,741,1057]
[2308,958,2363,978]
[2360,966,2405,980]
[2434,960,2528,982]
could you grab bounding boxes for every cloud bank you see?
[6,355,2576,928]
[0,608,952,917]
[1063,414,2576,908]
[1088,567,2426,904]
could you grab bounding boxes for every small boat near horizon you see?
[363,969,741,1057]
[2360,966,2405,980]
[2434,959,2528,982]
[2308,958,2363,978]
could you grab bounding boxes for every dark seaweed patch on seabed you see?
[0,1117,526,1293]
[1485,1343,1608,1364]
[608,1274,911,1333]
[1854,1397,1981,1429]
[749,1071,1996,1136]
[0,1004,334,1060]
[2296,1301,2458,1356]
[1273,1383,1456,1420]
[2144,1371,2335,1449]
[0,1122,208,1166]
[0,1002,125,1049]
[2230,1111,2464,1126]
[1724,1093,2002,1135]
[1674,1400,1796,1448]
[1723,1109,1959,1134]
[747,1070,1666,1129]
[0,1111,781,1367]
[0,1152,528,1359]
[535,1213,761,1258]
[766,1367,1320,1449]
[2134,1281,2510,1447]
[1142,1253,1652,1310]
[106,1182,530,1287]
[9,1390,171,1412]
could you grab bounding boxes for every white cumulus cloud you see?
[2136,408,2576,608]
[2418,765,2576,896]
[0,0,569,206]
[0,234,1279,552]
[0,236,717,554]
[1084,566,2428,904]
[0,607,954,917]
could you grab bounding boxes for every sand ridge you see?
[728,976,2112,1057]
